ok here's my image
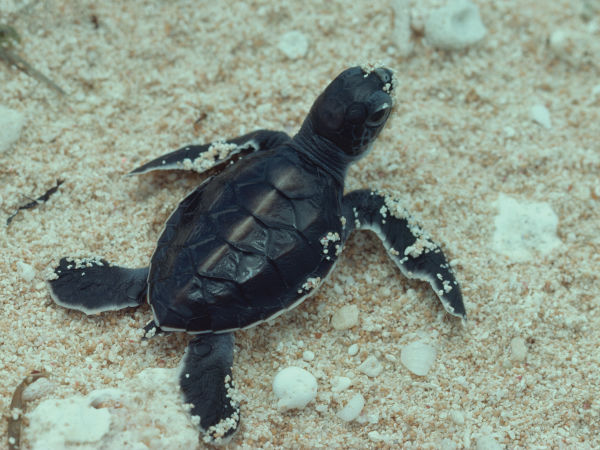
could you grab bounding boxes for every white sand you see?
[1,0,599,448]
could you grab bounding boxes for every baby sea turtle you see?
[48,66,465,444]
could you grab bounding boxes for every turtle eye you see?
[346,103,367,124]
[365,104,390,127]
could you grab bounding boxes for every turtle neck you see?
[290,117,356,185]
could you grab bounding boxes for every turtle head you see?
[307,66,394,158]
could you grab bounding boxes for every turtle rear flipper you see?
[128,129,290,176]
[343,190,466,319]
[179,333,240,445]
[48,257,148,314]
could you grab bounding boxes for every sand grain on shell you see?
[1,0,599,448]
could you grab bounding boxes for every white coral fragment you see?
[492,194,561,262]
[336,393,365,422]
[0,106,25,153]
[272,366,318,411]
[424,0,487,50]
[530,104,552,129]
[400,341,436,376]
[277,31,309,59]
[331,305,359,330]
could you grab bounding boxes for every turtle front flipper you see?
[342,190,466,319]
[128,129,290,176]
[180,333,240,445]
[48,257,148,314]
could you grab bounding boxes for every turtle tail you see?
[48,257,148,314]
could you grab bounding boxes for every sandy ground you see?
[1,0,599,448]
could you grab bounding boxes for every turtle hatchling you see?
[48,66,466,444]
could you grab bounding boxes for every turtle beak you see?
[374,67,393,88]
[373,67,394,108]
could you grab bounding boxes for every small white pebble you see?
[272,366,317,411]
[548,29,574,63]
[440,438,459,450]
[17,261,36,282]
[503,126,516,138]
[331,376,352,392]
[368,430,383,442]
[450,409,465,425]
[23,378,55,401]
[336,393,365,422]
[530,104,552,129]
[0,106,25,153]
[476,434,502,450]
[315,404,328,413]
[424,0,487,51]
[358,355,384,377]
[277,31,309,59]
[548,28,599,66]
[384,353,397,363]
[510,337,528,362]
[347,344,359,356]
[331,305,359,330]
[400,341,436,376]
[391,0,414,57]
[302,350,315,362]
